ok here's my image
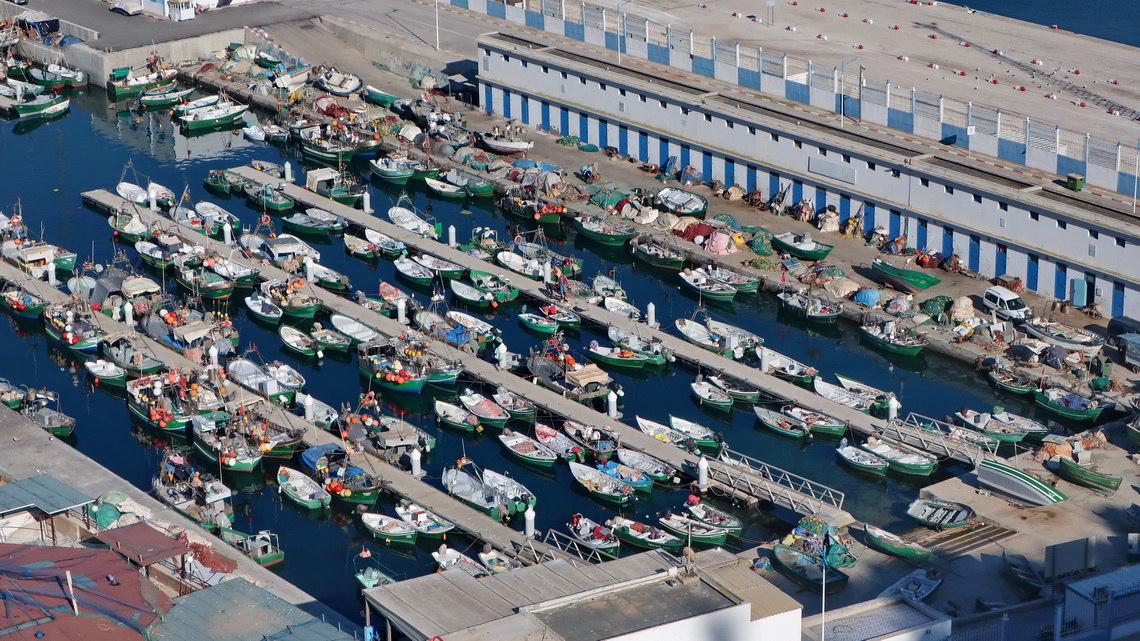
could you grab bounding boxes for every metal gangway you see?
[711,449,846,518]
[884,413,998,467]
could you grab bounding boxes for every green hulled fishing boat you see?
[572,215,635,246]
[1056,456,1121,494]
[871,258,941,292]
[772,544,848,594]
[364,85,400,107]
[863,523,932,565]
[1033,388,1107,422]
[988,369,1036,395]
[138,86,194,108]
[771,232,834,260]
[519,312,558,334]
[243,183,294,211]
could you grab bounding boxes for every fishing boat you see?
[1023,318,1104,356]
[862,437,937,476]
[603,297,642,323]
[282,211,345,236]
[878,569,942,601]
[459,388,511,428]
[279,325,322,358]
[174,267,234,300]
[424,176,466,198]
[293,124,356,163]
[23,391,76,437]
[863,523,932,564]
[563,423,618,461]
[906,498,974,529]
[1033,388,1107,421]
[771,232,834,260]
[757,347,818,387]
[0,286,46,318]
[219,529,285,566]
[987,368,1036,395]
[682,496,742,536]
[655,187,708,217]
[607,327,672,366]
[836,439,889,474]
[834,374,895,413]
[596,459,653,492]
[609,516,682,551]
[516,312,557,335]
[771,544,848,594]
[698,374,758,404]
[955,407,1048,442]
[495,251,544,281]
[568,514,620,556]
[11,94,70,119]
[777,290,844,321]
[314,66,363,95]
[227,358,304,405]
[441,168,493,196]
[174,94,221,115]
[658,512,728,546]
[588,344,650,369]
[531,423,578,460]
[369,156,417,184]
[616,448,677,484]
[84,359,127,388]
[477,129,534,155]
[753,406,812,439]
[633,416,694,451]
[434,399,480,433]
[478,548,524,574]
[243,183,294,211]
[703,266,761,293]
[431,545,489,577]
[674,310,759,359]
[329,313,379,345]
[388,203,437,238]
[814,378,873,413]
[468,270,518,303]
[179,103,249,130]
[152,450,233,529]
[482,468,536,514]
[362,513,418,545]
[126,373,224,433]
[781,404,847,437]
[976,458,1068,507]
[678,268,737,302]
[859,320,928,356]
[364,85,400,107]
[357,342,429,393]
[572,215,635,246]
[870,258,942,293]
[138,85,193,107]
[102,335,164,376]
[259,279,321,319]
[498,428,558,467]
[27,64,88,90]
[109,212,150,243]
[310,324,352,352]
[629,235,685,269]
[394,499,455,538]
[516,240,584,278]
[116,182,148,205]
[276,466,331,509]
[691,378,734,411]
[491,386,537,422]
[244,292,283,324]
[413,254,465,280]
[1056,455,1121,494]
[1127,418,1140,448]
[1002,550,1045,595]
[299,443,382,505]
[107,66,177,100]
[191,413,262,473]
[668,415,721,451]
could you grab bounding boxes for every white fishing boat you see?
[877,569,943,601]
[813,377,875,413]
[603,297,642,322]
[1023,318,1104,356]
[387,205,437,238]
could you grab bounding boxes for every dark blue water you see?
[0,91,1081,623]
[942,0,1140,47]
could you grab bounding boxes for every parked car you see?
[981,286,1030,322]
[109,0,143,15]
[1107,315,1140,347]
[4,0,30,6]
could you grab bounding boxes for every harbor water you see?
[0,91,1089,623]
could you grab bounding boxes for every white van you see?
[982,286,1029,321]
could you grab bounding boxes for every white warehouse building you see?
[477,32,1140,318]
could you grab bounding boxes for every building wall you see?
[609,603,798,641]
[478,42,1140,317]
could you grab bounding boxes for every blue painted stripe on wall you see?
[995,244,1007,276]
[997,138,1027,165]
[560,108,570,137]
[605,32,621,51]
[842,96,861,121]
[487,0,506,19]
[564,21,584,40]
[639,131,649,161]
[648,44,670,65]
[484,85,493,114]
[540,101,550,131]
[692,56,715,78]
[887,109,914,133]
[968,235,980,271]
[525,9,544,29]
[746,166,757,191]
[815,187,826,212]
[770,173,781,199]
[916,220,927,249]
[1117,171,1138,198]
[942,227,954,258]
[724,160,735,188]
[840,195,850,223]
[618,126,628,156]
[738,69,760,91]
[1056,155,1086,180]
[941,123,968,147]
[503,89,511,119]
[451,0,468,8]
[786,81,809,105]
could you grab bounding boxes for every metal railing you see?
[540,529,617,564]
[889,413,996,466]
[712,449,844,513]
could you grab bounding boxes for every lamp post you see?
[615,0,634,65]
[435,0,441,50]
[838,57,859,128]
[1133,139,1138,214]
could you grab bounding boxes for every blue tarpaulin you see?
[852,289,881,307]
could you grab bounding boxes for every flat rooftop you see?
[480,31,1140,234]
[802,597,950,641]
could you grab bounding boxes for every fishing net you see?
[557,136,581,147]
[919,295,954,317]
[748,228,774,256]
[796,515,829,536]
[578,143,600,152]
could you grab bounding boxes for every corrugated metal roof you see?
[698,559,801,620]
[152,578,356,641]
[0,474,94,516]
[98,522,190,566]
[1068,565,1140,600]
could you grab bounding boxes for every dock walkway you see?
[81,183,857,525]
